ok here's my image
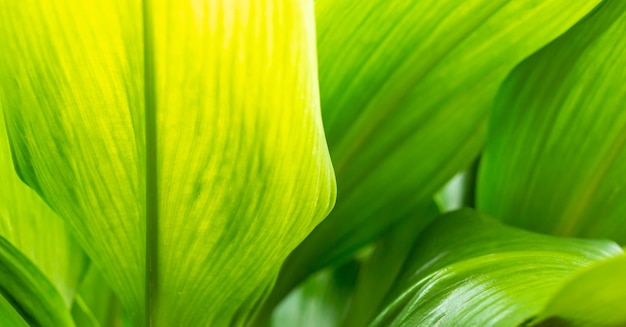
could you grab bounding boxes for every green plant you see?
[0,0,625,326]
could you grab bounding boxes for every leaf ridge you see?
[142,0,158,325]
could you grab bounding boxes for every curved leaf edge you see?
[0,234,75,326]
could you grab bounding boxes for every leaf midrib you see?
[142,0,158,325]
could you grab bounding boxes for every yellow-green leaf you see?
[0,1,335,326]
[534,255,626,327]
[1,101,87,318]
[71,265,122,327]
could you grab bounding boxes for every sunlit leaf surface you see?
[271,0,605,307]
[0,1,335,326]
[0,104,87,318]
[534,255,626,327]
[71,265,122,327]
[373,209,622,327]
[478,0,626,243]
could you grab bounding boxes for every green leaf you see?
[477,0,626,242]
[71,265,122,327]
[1,101,87,327]
[0,235,75,326]
[270,0,605,306]
[534,255,626,327]
[1,105,87,308]
[373,209,622,327]
[342,203,439,327]
[72,297,102,327]
[0,1,335,326]
[270,263,359,327]
[0,295,28,327]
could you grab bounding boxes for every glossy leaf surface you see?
[342,203,439,327]
[534,255,626,327]
[0,1,335,326]
[273,0,605,305]
[373,209,622,327]
[478,0,626,243]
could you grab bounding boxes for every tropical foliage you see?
[0,0,625,326]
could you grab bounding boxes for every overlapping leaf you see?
[0,295,28,327]
[1,103,87,321]
[270,0,605,306]
[0,236,75,326]
[478,0,626,242]
[0,1,335,326]
[372,209,622,327]
[341,203,439,327]
[534,255,626,326]
[71,265,122,327]
[270,264,358,327]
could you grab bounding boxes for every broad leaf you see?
[270,263,358,327]
[0,295,28,327]
[0,1,335,326]
[477,0,626,242]
[341,203,439,327]
[71,265,123,327]
[534,255,626,326]
[0,235,75,326]
[270,205,439,327]
[1,103,87,317]
[270,0,605,307]
[373,209,622,326]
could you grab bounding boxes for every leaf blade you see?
[0,100,88,308]
[0,235,75,327]
[270,0,605,307]
[373,209,622,326]
[477,0,626,242]
[535,255,626,327]
[0,295,28,327]
[342,203,440,327]
[0,1,335,325]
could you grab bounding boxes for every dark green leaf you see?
[0,235,75,326]
[0,295,28,327]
